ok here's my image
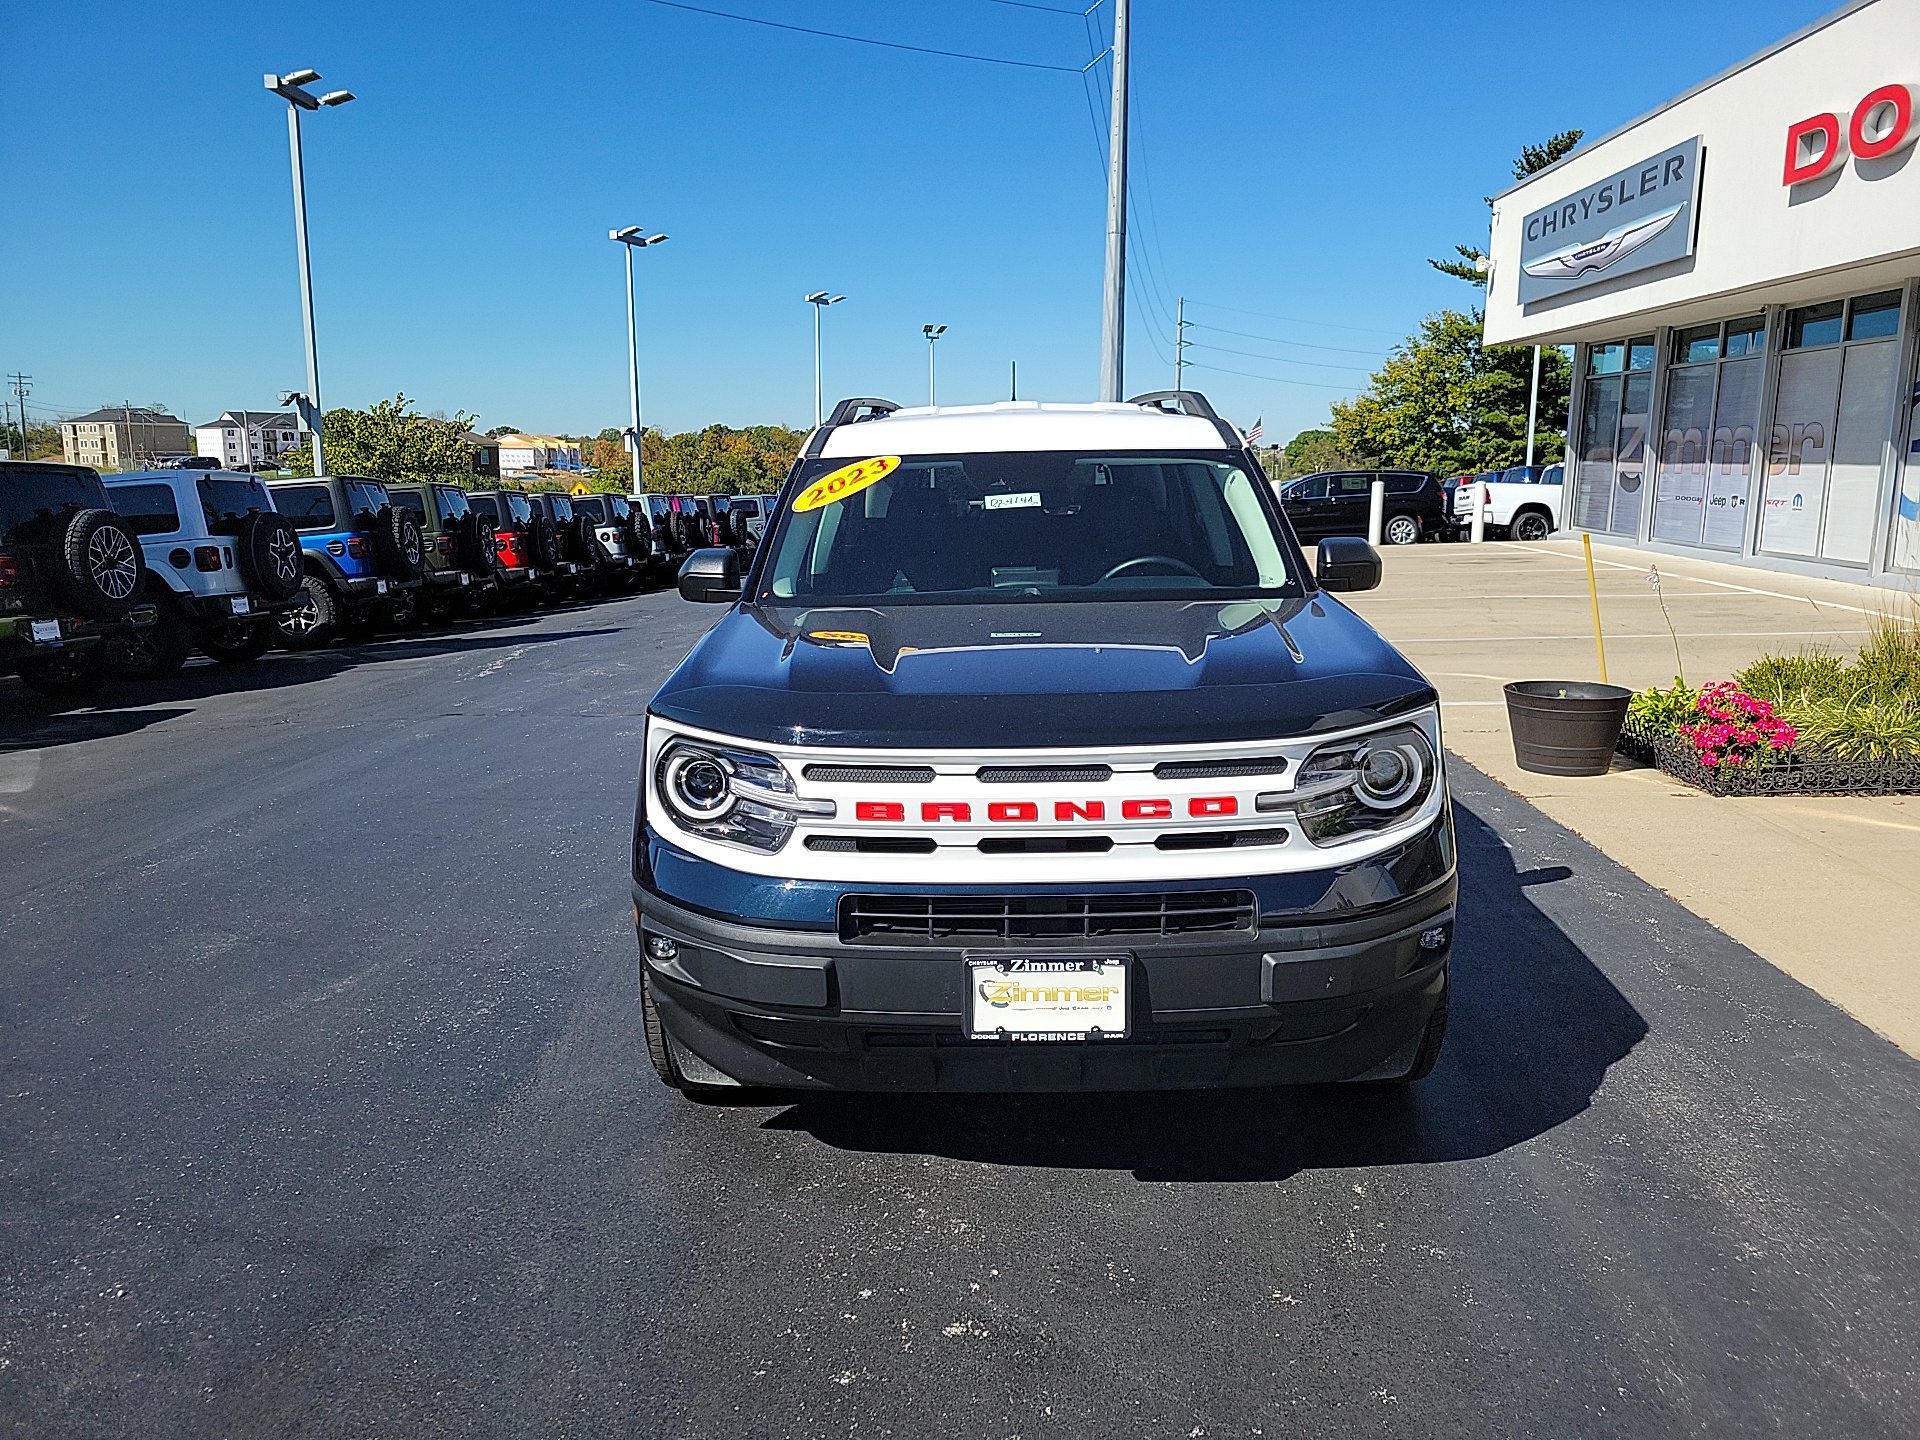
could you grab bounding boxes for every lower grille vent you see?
[976,765,1113,784]
[802,764,936,784]
[977,836,1114,855]
[806,835,938,854]
[1154,756,1291,779]
[838,889,1257,944]
[1155,827,1290,851]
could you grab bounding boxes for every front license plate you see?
[230,596,250,615]
[30,620,61,643]
[965,955,1130,1041]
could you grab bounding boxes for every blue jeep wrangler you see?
[634,392,1455,1096]
[267,476,425,647]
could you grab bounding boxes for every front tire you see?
[275,575,340,649]
[15,648,109,698]
[1383,514,1422,546]
[200,621,275,664]
[107,604,191,680]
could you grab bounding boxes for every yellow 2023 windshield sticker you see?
[792,456,901,513]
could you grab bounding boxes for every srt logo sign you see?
[1784,84,1919,185]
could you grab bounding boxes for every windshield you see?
[758,451,1296,605]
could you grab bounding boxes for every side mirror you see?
[678,546,742,603]
[1315,536,1381,593]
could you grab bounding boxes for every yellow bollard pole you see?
[1583,532,1608,684]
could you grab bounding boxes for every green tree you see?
[282,393,481,481]
[640,423,806,495]
[1268,428,1373,480]
[484,424,519,439]
[1329,310,1570,474]
[1430,129,1584,285]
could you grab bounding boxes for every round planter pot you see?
[1504,680,1633,777]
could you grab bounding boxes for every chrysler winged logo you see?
[1522,204,1684,281]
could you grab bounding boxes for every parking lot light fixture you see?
[265,68,352,476]
[924,324,947,407]
[807,292,847,428]
[611,228,669,495]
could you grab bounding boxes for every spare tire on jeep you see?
[237,511,304,602]
[728,506,753,547]
[527,514,559,570]
[458,513,497,572]
[58,509,146,617]
[373,504,425,581]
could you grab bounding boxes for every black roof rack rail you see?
[805,397,904,458]
[1125,390,1221,422]
[1126,390,1247,451]
[825,397,902,428]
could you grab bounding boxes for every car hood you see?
[649,596,1434,750]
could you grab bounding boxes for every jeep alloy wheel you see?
[88,525,141,600]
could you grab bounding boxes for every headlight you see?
[1271,723,1437,846]
[652,736,833,852]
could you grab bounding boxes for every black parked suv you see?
[1278,469,1445,546]
[1,461,158,696]
[267,476,426,647]
[523,492,589,589]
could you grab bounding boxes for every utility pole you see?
[1524,344,1543,468]
[1172,296,1184,392]
[1097,0,1130,402]
[6,373,29,459]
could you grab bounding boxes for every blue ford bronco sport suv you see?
[634,393,1455,1095]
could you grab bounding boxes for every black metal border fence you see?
[1617,719,1920,797]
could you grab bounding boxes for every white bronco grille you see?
[643,711,1445,885]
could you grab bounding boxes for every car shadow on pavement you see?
[761,794,1648,1183]
[0,623,624,749]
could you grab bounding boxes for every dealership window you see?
[1761,290,1904,565]
[1654,316,1766,549]
[1574,337,1654,536]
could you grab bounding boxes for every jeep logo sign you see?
[1516,137,1701,304]
[1784,84,1920,186]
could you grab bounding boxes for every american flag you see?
[1245,418,1264,446]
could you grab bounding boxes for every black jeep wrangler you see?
[1,461,158,696]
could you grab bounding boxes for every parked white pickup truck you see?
[1448,464,1565,540]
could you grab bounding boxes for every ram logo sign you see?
[1516,136,1701,303]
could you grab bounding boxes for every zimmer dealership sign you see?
[1517,137,1702,303]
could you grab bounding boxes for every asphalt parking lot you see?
[3,589,1918,1438]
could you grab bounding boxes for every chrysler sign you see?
[1516,136,1701,303]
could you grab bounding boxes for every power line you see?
[1184,298,1403,337]
[1187,321,1389,358]
[1185,340,1377,375]
[984,0,1103,13]
[1183,359,1362,393]
[640,0,1098,72]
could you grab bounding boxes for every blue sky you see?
[6,0,1827,444]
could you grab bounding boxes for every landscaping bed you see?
[1617,614,1920,798]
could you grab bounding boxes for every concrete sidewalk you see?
[1346,537,1920,1055]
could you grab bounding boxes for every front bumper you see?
[634,867,1455,1092]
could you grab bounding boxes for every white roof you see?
[814,401,1229,458]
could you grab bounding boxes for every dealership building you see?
[1482,0,1920,586]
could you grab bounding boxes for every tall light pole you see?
[611,227,668,495]
[1098,0,1130,402]
[923,324,946,407]
[265,69,354,477]
[806,291,845,428]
